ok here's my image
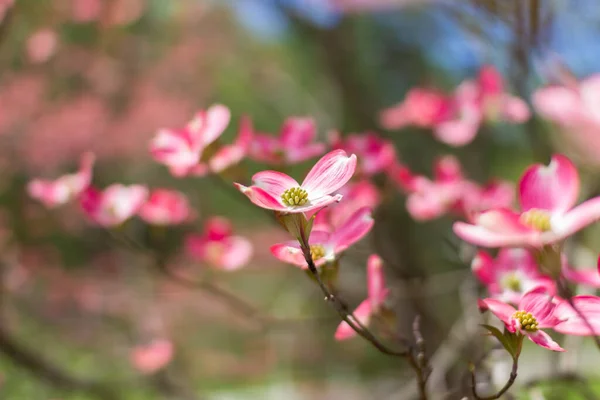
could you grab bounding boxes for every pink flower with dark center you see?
[80,184,148,227]
[454,154,600,248]
[270,207,373,269]
[28,152,95,208]
[479,289,564,351]
[248,117,325,165]
[130,339,174,375]
[138,189,193,225]
[150,104,230,177]
[472,248,555,304]
[234,149,357,215]
[185,217,253,271]
[329,131,397,177]
[335,254,388,340]
[314,180,380,231]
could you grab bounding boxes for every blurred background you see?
[2,0,600,399]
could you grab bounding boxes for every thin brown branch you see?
[471,356,518,400]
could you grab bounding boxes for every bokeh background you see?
[2,0,600,399]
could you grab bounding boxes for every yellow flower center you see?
[502,274,522,292]
[512,310,539,332]
[281,187,308,207]
[309,244,326,261]
[519,209,552,231]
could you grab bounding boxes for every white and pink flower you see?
[138,189,193,225]
[454,154,600,248]
[185,217,253,271]
[235,149,357,215]
[80,184,148,227]
[28,152,95,208]
[329,131,397,177]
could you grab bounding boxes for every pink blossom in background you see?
[138,189,193,225]
[150,104,231,177]
[479,289,564,351]
[195,115,253,176]
[454,154,600,248]
[533,74,600,166]
[186,217,253,271]
[0,0,13,22]
[270,207,373,269]
[381,66,529,146]
[247,117,325,165]
[561,255,600,288]
[553,296,600,336]
[130,339,174,375]
[26,29,59,64]
[235,149,357,215]
[0,74,46,135]
[106,0,146,26]
[314,180,380,231]
[329,131,397,176]
[27,152,95,208]
[70,0,102,23]
[335,254,388,340]
[460,179,515,221]
[80,184,148,227]
[472,248,555,304]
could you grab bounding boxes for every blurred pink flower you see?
[138,189,193,225]
[314,180,380,231]
[107,0,146,26]
[186,217,253,271]
[335,254,388,340]
[27,152,95,208]
[235,149,357,215]
[454,154,600,248]
[329,131,397,176]
[270,207,373,269]
[130,339,174,375]
[26,29,58,64]
[472,248,555,304]
[561,255,600,288]
[247,117,325,165]
[70,0,102,22]
[479,289,564,351]
[553,296,600,336]
[150,104,231,177]
[80,184,148,227]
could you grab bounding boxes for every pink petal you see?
[219,236,253,270]
[329,207,374,253]
[532,86,582,125]
[270,243,307,267]
[286,143,326,164]
[502,96,530,123]
[233,184,286,211]
[553,296,600,336]
[130,339,174,374]
[562,266,600,288]
[252,171,299,198]
[471,251,495,285]
[280,117,317,147]
[453,222,539,248]
[549,196,600,241]
[301,150,357,198]
[526,330,565,352]
[519,290,558,327]
[434,119,480,147]
[433,155,463,183]
[189,104,231,148]
[478,298,516,325]
[209,145,245,173]
[334,299,371,341]
[379,103,410,130]
[518,154,580,213]
[367,254,386,308]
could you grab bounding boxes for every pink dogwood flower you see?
[199,115,253,175]
[138,189,193,225]
[130,339,174,375]
[150,104,230,177]
[329,131,397,177]
[270,207,373,269]
[472,248,555,304]
[28,152,95,208]
[561,255,600,288]
[552,295,600,336]
[186,217,253,271]
[247,117,325,165]
[335,254,388,340]
[80,184,148,227]
[454,154,600,248]
[479,289,564,351]
[234,149,357,215]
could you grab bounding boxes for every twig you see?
[410,316,430,400]
[471,356,518,400]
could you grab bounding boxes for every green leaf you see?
[480,324,521,360]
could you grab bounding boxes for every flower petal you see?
[532,86,581,126]
[478,298,516,325]
[301,150,357,198]
[329,207,374,253]
[562,266,600,288]
[553,296,600,336]
[472,250,495,285]
[519,289,558,327]
[334,299,371,341]
[519,154,579,213]
[453,216,539,248]
[526,330,565,352]
[219,236,253,271]
[189,104,231,148]
[550,196,600,241]
[367,254,386,308]
[252,171,299,198]
[233,184,286,211]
